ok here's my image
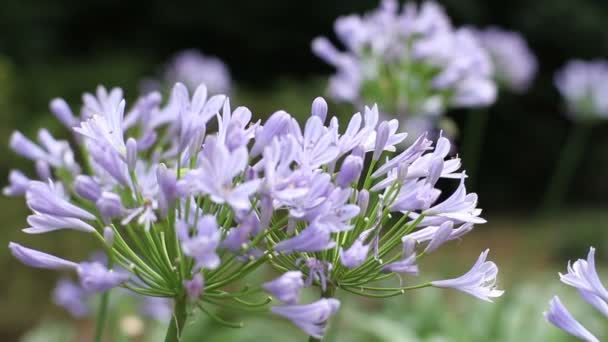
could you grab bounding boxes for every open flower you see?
[271,298,341,339]
[431,249,503,302]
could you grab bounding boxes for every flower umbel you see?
[6,84,499,340]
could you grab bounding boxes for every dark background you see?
[1,1,608,339]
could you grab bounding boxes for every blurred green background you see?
[2,0,608,340]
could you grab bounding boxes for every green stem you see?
[308,285,336,342]
[94,290,110,342]
[540,122,592,214]
[462,108,489,191]
[164,297,188,342]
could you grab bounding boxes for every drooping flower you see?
[78,261,129,292]
[9,242,78,270]
[274,224,336,253]
[271,298,341,339]
[263,271,305,304]
[53,278,90,318]
[559,247,608,302]
[544,296,599,342]
[431,249,503,302]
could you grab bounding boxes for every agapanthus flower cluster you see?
[312,0,496,123]
[164,49,232,94]
[555,60,608,121]
[6,83,500,340]
[473,27,537,93]
[544,247,607,342]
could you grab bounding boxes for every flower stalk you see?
[164,296,188,342]
[540,122,591,214]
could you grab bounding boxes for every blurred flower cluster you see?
[141,49,232,96]
[312,0,496,136]
[545,247,607,342]
[5,81,500,340]
[555,60,608,121]
[473,27,538,93]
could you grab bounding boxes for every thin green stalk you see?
[462,108,489,191]
[540,122,592,214]
[164,297,188,342]
[94,290,110,342]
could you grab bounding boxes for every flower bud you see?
[373,121,390,161]
[336,155,363,188]
[357,189,369,216]
[126,138,137,171]
[103,227,115,247]
[49,98,77,128]
[311,97,328,122]
[96,192,124,223]
[74,175,101,202]
[36,160,52,181]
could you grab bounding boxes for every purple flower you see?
[23,213,95,234]
[298,258,333,291]
[544,296,599,342]
[74,175,102,202]
[271,298,340,339]
[26,181,95,221]
[251,110,293,157]
[184,273,204,300]
[263,271,304,304]
[431,249,503,302]
[420,174,486,226]
[336,155,363,188]
[555,60,608,120]
[74,98,127,159]
[81,86,124,121]
[382,238,418,274]
[274,224,336,254]
[185,138,260,211]
[9,242,78,270]
[293,116,340,169]
[560,247,608,303]
[405,222,474,246]
[141,297,173,321]
[389,179,441,212]
[313,1,496,116]
[422,221,453,253]
[156,164,179,218]
[177,215,221,270]
[473,27,537,92]
[96,191,125,223]
[78,261,129,292]
[340,230,372,269]
[49,98,78,128]
[165,49,231,95]
[3,170,30,196]
[222,213,261,252]
[53,278,89,317]
[312,188,360,233]
[10,130,79,173]
[88,143,131,187]
[310,97,328,122]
